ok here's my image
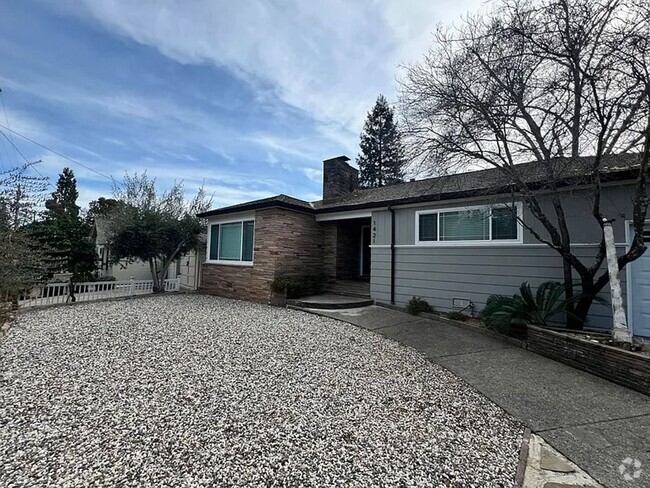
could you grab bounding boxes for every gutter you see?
[388,205,396,305]
[197,201,314,218]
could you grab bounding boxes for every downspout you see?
[388,205,396,305]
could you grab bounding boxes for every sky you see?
[0,0,480,209]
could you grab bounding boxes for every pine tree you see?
[46,167,79,219]
[36,167,96,280]
[356,95,405,188]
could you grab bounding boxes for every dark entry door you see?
[360,225,371,277]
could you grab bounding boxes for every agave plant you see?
[518,281,583,325]
[483,281,599,331]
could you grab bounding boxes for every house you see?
[93,218,152,281]
[176,240,206,291]
[93,218,204,290]
[197,154,650,338]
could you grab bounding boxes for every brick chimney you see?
[322,156,358,200]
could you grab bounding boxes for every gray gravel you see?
[1,295,523,487]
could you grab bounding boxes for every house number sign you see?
[372,219,377,245]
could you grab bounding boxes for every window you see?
[440,209,490,241]
[492,207,518,240]
[418,213,438,241]
[416,205,520,244]
[208,220,255,263]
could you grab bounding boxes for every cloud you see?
[0,102,314,209]
[303,168,322,183]
[0,106,50,145]
[3,0,482,214]
[70,0,476,137]
[243,134,318,161]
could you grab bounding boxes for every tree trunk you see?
[157,258,174,293]
[149,258,163,293]
[572,291,594,329]
[561,256,580,328]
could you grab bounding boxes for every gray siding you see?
[368,182,640,331]
[371,210,392,246]
[372,183,635,247]
[521,185,634,244]
[371,245,623,330]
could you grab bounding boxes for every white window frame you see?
[206,217,255,266]
[415,203,524,246]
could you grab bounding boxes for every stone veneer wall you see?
[322,222,338,282]
[201,207,323,303]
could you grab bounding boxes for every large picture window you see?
[208,220,254,263]
[416,205,520,245]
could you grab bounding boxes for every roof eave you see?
[197,200,314,218]
[313,169,639,213]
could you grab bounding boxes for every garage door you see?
[630,226,650,338]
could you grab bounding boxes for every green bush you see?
[482,294,530,334]
[482,281,587,333]
[270,273,324,299]
[447,311,469,322]
[406,296,434,315]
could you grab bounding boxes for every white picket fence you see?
[18,278,181,309]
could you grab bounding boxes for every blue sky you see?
[0,0,477,208]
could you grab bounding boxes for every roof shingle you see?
[198,153,642,217]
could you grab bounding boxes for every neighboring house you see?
[93,218,203,289]
[177,239,206,291]
[93,218,152,281]
[197,154,650,338]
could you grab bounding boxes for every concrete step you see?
[287,293,374,310]
[325,289,371,299]
[324,281,371,299]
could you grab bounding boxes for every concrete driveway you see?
[315,305,650,488]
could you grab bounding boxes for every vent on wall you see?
[452,297,472,310]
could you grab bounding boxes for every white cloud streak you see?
[71,0,478,148]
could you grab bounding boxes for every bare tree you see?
[0,163,51,311]
[399,0,649,328]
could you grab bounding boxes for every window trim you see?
[415,203,523,246]
[206,217,255,266]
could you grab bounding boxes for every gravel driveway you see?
[1,295,523,487]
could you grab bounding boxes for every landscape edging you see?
[527,324,650,396]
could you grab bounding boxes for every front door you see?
[630,224,650,338]
[360,225,371,278]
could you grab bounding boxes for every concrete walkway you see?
[310,305,650,488]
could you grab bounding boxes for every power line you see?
[0,128,31,165]
[0,89,9,173]
[0,134,6,172]
[0,89,15,147]
[0,128,54,188]
[0,121,115,183]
